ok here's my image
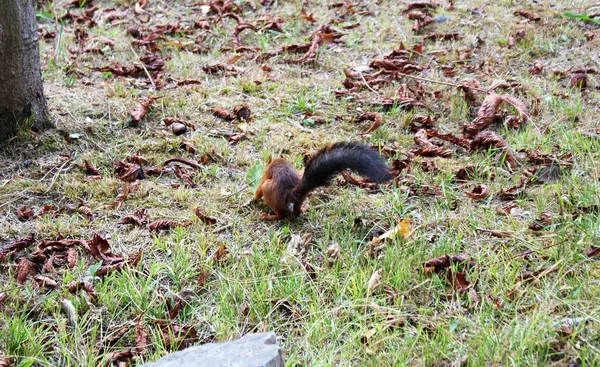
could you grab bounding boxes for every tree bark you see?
[0,0,52,142]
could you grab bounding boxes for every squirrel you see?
[252,142,393,220]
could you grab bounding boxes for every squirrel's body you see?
[252,142,393,220]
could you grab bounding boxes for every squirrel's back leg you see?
[260,179,287,220]
[252,183,264,201]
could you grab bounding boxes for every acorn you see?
[233,103,251,121]
[172,123,187,135]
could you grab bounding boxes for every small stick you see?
[130,46,156,89]
[395,71,486,92]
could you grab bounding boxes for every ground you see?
[1,0,599,366]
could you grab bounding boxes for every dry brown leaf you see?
[209,244,229,262]
[113,161,143,182]
[469,131,517,169]
[447,270,470,294]
[87,232,122,263]
[529,211,553,231]
[1,233,35,261]
[465,184,490,200]
[130,97,156,123]
[106,183,130,210]
[84,160,101,175]
[16,258,37,283]
[325,243,341,264]
[514,9,541,21]
[586,246,600,258]
[355,112,382,135]
[194,208,217,225]
[167,295,184,320]
[413,129,453,157]
[209,107,237,122]
[409,114,436,132]
[33,275,58,288]
[424,254,474,273]
[66,280,97,303]
[423,32,463,41]
[202,63,243,74]
[78,206,93,220]
[117,209,148,228]
[570,73,587,90]
[426,130,470,149]
[459,78,482,102]
[148,220,193,232]
[134,314,149,356]
[299,8,317,23]
[67,247,77,268]
[529,60,543,75]
[463,94,503,138]
[17,205,34,221]
[163,117,196,130]
[366,268,384,294]
[197,264,206,287]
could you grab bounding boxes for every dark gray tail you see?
[291,142,393,201]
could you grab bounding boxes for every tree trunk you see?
[0,0,52,142]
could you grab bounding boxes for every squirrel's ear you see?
[267,155,273,164]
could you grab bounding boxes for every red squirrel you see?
[252,142,393,220]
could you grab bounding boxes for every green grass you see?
[1,0,599,366]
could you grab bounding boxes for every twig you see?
[130,46,156,89]
[44,159,72,194]
[395,71,486,92]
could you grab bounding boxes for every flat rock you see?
[140,332,284,367]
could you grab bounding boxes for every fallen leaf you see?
[569,73,587,89]
[130,96,157,124]
[78,206,93,220]
[529,211,553,231]
[113,161,143,182]
[84,160,101,175]
[202,63,243,74]
[465,184,490,200]
[447,270,470,294]
[105,183,130,209]
[1,233,35,261]
[423,32,463,41]
[585,246,600,258]
[424,254,474,273]
[17,206,34,221]
[134,314,149,356]
[148,220,193,232]
[367,268,384,294]
[355,112,382,135]
[209,107,237,122]
[469,131,517,169]
[194,208,217,225]
[514,9,541,21]
[529,60,543,75]
[325,242,341,264]
[16,258,37,283]
[413,129,453,157]
[117,209,148,227]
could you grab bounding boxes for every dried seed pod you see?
[172,123,187,136]
[233,104,251,121]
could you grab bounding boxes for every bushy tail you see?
[291,142,393,203]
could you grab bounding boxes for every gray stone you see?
[433,15,451,23]
[140,332,284,367]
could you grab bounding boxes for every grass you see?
[1,0,599,366]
